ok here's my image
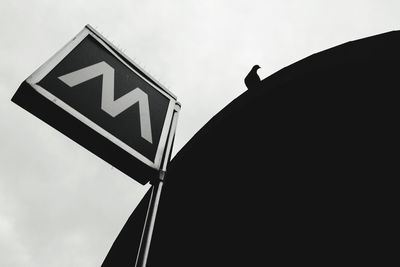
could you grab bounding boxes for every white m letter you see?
[58,61,153,144]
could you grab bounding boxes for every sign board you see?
[12,25,179,184]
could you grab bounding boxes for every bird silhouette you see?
[244,65,261,90]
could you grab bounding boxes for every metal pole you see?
[135,103,180,267]
[135,171,165,267]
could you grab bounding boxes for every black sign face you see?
[17,25,177,174]
[38,35,170,162]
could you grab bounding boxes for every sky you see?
[0,0,399,266]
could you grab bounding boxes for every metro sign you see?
[12,25,179,184]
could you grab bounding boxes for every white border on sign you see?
[26,25,176,170]
[161,103,181,171]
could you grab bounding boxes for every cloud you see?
[0,215,32,266]
[1,0,400,266]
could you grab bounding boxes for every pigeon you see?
[244,65,261,90]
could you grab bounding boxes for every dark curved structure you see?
[103,30,399,266]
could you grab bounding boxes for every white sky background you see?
[0,0,399,266]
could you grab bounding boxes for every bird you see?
[244,65,261,90]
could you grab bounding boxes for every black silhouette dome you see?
[103,31,400,266]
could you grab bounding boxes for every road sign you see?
[12,25,179,184]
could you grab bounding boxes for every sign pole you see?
[135,171,166,267]
[135,103,180,267]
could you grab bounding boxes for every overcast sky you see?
[1,1,399,266]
